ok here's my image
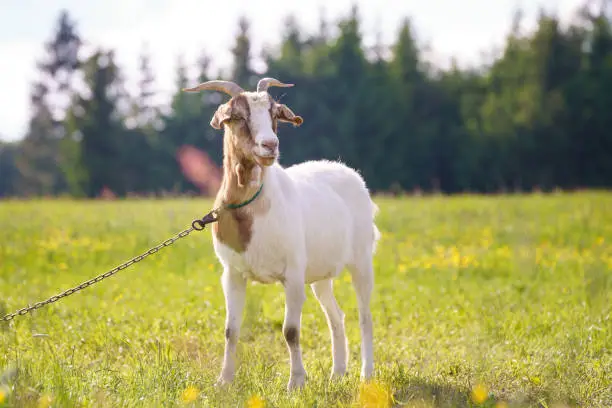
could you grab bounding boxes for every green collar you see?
[225,183,264,210]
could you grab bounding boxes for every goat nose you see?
[261,140,278,152]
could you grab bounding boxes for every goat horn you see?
[182,80,244,97]
[256,77,294,93]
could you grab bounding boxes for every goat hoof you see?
[330,370,347,381]
[360,367,374,381]
[215,377,232,388]
[287,373,306,391]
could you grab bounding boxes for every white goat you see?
[183,77,380,390]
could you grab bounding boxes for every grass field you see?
[0,193,610,407]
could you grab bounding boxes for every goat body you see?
[214,160,379,285]
[183,78,379,391]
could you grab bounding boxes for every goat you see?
[183,77,380,390]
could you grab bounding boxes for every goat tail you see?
[371,201,381,254]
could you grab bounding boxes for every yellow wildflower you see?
[0,389,5,404]
[356,381,391,408]
[38,394,53,408]
[530,376,541,386]
[471,383,488,404]
[460,255,473,268]
[180,386,199,404]
[451,252,461,268]
[246,394,265,408]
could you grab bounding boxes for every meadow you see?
[0,192,610,407]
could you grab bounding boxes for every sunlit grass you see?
[0,192,610,407]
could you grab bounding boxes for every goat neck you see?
[215,126,265,210]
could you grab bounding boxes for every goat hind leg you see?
[348,256,374,380]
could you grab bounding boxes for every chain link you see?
[1,210,219,323]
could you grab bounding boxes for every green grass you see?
[0,192,610,407]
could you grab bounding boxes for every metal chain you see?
[0,210,219,323]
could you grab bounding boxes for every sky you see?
[0,0,585,142]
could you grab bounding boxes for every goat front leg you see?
[283,275,307,390]
[217,268,246,386]
[311,279,348,379]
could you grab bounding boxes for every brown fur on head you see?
[213,95,256,173]
[211,92,303,170]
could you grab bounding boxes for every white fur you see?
[247,92,280,158]
[213,93,380,391]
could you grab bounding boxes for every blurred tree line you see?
[1,2,611,198]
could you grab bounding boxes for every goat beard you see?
[254,154,276,167]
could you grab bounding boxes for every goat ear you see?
[211,103,233,130]
[276,104,303,127]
